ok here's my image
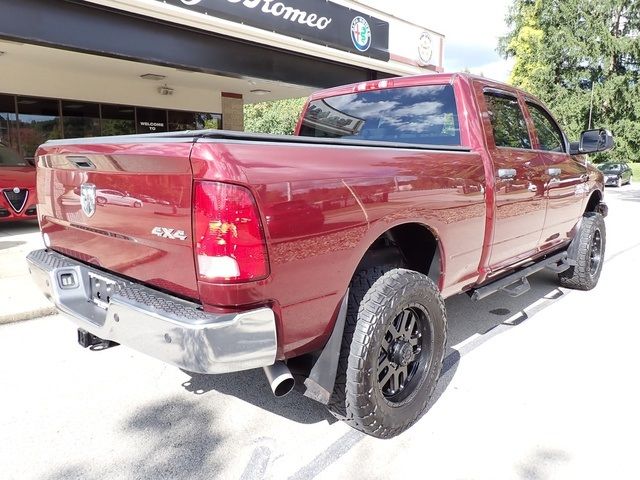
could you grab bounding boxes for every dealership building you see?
[0,0,444,160]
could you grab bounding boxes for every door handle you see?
[547,168,562,177]
[498,168,517,180]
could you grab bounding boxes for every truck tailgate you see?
[36,141,199,300]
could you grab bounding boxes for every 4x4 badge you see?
[151,227,188,241]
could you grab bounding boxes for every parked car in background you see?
[0,142,37,222]
[598,162,632,187]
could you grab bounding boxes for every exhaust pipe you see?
[263,361,295,397]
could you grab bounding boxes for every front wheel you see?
[558,212,606,290]
[328,268,447,438]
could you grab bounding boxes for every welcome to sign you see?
[160,0,390,61]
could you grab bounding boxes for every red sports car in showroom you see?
[0,142,37,222]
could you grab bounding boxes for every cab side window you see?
[484,93,531,149]
[527,103,565,153]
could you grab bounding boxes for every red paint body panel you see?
[36,141,199,300]
[191,140,486,357]
[34,73,604,360]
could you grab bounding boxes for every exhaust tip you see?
[263,362,295,397]
[273,376,295,397]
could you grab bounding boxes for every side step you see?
[470,252,569,302]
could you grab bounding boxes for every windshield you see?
[299,84,461,147]
[598,163,621,172]
[0,144,27,167]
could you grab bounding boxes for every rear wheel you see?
[558,212,606,290]
[328,267,447,438]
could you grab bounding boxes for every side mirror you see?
[579,129,614,154]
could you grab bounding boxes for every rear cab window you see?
[299,84,461,147]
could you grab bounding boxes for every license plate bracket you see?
[89,272,116,310]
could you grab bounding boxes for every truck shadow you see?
[40,397,225,480]
[181,269,568,428]
[181,368,334,425]
[431,268,568,407]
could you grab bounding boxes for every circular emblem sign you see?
[351,16,372,52]
[418,32,433,65]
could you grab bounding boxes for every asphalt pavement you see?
[1,183,639,480]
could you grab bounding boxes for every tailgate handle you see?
[68,156,96,169]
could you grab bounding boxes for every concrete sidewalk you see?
[0,220,55,324]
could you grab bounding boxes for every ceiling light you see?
[141,73,166,81]
[250,89,271,95]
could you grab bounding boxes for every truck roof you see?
[308,72,533,102]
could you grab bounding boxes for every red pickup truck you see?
[28,73,611,438]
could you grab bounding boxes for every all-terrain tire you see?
[558,212,606,290]
[327,268,447,438]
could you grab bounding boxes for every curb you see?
[0,305,58,325]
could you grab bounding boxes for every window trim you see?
[525,100,568,154]
[483,89,533,151]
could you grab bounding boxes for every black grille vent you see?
[3,189,28,213]
[0,208,9,218]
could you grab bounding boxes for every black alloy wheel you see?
[328,267,447,438]
[589,229,603,276]
[378,305,433,404]
[558,212,606,290]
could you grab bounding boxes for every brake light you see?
[193,181,269,283]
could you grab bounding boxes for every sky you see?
[363,0,516,82]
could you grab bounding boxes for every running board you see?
[470,252,569,302]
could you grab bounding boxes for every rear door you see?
[480,89,548,271]
[36,140,199,300]
[525,101,588,250]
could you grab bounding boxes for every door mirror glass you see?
[579,129,614,154]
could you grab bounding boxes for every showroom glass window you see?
[62,100,100,139]
[137,108,167,134]
[101,104,136,136]
[17,96,62,159]
[0,94,19,152]
[196,113,222,130]
[168,110,196,131]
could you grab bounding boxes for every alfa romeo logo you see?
[418,32,433,65]
[80,183,96,218]
[351,16,372,52]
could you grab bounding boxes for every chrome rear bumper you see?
[26,249,277,374]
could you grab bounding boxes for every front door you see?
[525,101,588,251]
[482,90,548,272]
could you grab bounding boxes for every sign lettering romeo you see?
[181,0,332,30]
[158,0,390,61]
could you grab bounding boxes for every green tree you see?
[244,97,307,135]
[499,0,640,162]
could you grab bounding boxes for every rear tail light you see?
[193,181,269,283]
